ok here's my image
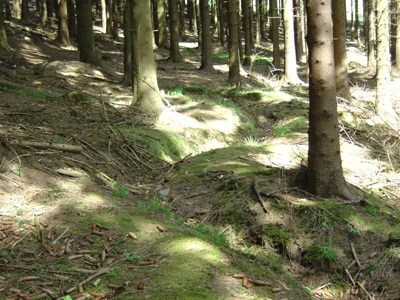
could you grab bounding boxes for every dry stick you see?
[345,268,355,286]
[11,231,31,248]
[64,268,110,294]
[0,264,78,275]
[52,227,70,245]
[350,243,362,268]
[357,282,375,300]
[252,180,269,213]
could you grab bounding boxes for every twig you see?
[350,243,362,268]
[11,231,31,248]
[64,268,109,294]
[52,227,70,245]
[0,264,78,275]
[357,281,375,300]
[345,268,355,285]
[252,179,269,213]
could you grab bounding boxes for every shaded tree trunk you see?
[200,0,214,71]
[283,0,301,84]
[306,0,356,200]
[122,0,132,86]
[67,0,76,35]
[228,0,240,87]
[187,0,194,31]
[4,0,11,20]
[21,0,29,20]
[179,0,186,40]
[242,0,252,66]
[131,0,164,117]
[169,0,183,62]
[217,0,226,46]
[375,0,394,119]
[76,0,100,65]
[0,0,10,50]
[332,0,352,100]
[395,0,400,70]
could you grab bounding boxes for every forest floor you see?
[0,19,400,300]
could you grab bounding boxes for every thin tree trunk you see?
[242,0,252,66]
[56,0,70,45]
[332,0,352,100]
[293,0,306,63]
[367,0,376,68]
[395,0,400,70]
[283,0,301,84]
[375,0,394,119]
[169,0,183,62]
[228,0,240,87]
[200,0,214,71]
[270,0,281,69]
[122,0,132,86]
[101,0,107,33]
[0,0,10,50]
[179,0,186,40]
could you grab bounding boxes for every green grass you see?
[273,116,307,136]
[112,183,129,199]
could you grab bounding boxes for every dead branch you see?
[9,139,82,153]
[252,179,269,213]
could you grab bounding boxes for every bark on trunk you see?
[200,0,214,71]
[228,0,240,87]
[57,0,70,45]
[169,0,183,62]
[306,0,356,200]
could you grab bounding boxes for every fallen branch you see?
[9,140,82,153]
[252,180,269,213]
[64,268,110,294]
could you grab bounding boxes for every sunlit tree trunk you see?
[270,0,281,69]
[367,0,376,68]
[375,0,394,119]
[40,0,48,25]
[306,0,356,200]
[154,0,168,48]
[200,0,214,71]
[283,0,301,84]
[228,0,240,87]
[57,0,70,45]
[101,0,107,33]
[332,0,352,100]
[293,0,306,63]
[13,0,22,19]
[395,0,400,70]
[169,0,183,62]
[131,0,164,117]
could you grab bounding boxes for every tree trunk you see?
[101,0,107,33]
[21,0,29,20]
[242,0,252,66]
[293,0,306,63]
[0,0,10,50]
[154,0,168,48]
[179,0,186,40]
[4,0,11,20]
[375,0,393,119]
[187,0,194,31]
[200,0,214,71]
[217,0,226,46]
[76,0,100,65]
[332,0,352,100]
[122,0,132,86]
[270,0,281,69]
[111,0,118,40]
[56,0,70,44]
[228,0,240,87]
[169,0,183,62]
[367,0,376,68]
[131,0,164,117]
[395,0,400,70]
[40,0,48,25]
[13,0,22,19]
[306,0,356,200]
[255,0,261,43]
[66,0,76,35]
[283,0,301,84]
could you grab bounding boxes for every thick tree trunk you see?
[228,0,240,87]
[169,0,183,62]
[57,0,70,45]
[375,0,393,119]
[76,0,100,66]
[242,0,252,66]
[131,0,164,117]
[200,0,214,71]
[306,0,356,200]
[332,0,352,100]
[270,0,281,69]
[283,0,301,84]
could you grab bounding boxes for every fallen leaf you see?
[137,281,144,290]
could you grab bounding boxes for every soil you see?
[0,19,399,300]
